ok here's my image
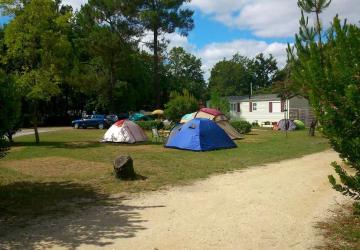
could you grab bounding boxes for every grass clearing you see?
[0,128,329,223]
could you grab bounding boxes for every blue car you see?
[72,114,117,129]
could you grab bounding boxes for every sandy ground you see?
[1,150,348,250]
[13,127,73,137]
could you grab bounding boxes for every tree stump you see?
[113,155,136,180]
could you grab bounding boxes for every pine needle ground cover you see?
[317,204,360,250]
[0,129,329,219]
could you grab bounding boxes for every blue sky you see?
[188,11,292,48]
[0,16,11,25]
[1,0,359,78]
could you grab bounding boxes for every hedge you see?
[230,120,252,134]
[135,120,164,130]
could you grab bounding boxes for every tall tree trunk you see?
[65,84,69,116]
[33,102,40,144]
[315,11,322,48]
[315,10,325,67]
[109,62,115,113]
[153,28,161,107]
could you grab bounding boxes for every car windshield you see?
[91,115,104,119]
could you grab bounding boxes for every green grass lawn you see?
[0,128,329,221]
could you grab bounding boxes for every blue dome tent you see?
[165,118,237,151]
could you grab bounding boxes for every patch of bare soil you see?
[3,157,110,178]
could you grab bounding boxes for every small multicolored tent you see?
[151,109,164,116]
[129,113,152,121]
[278,119,296,131]
[103,120,148,143]
[294,119,305,130]
[180,108,243,140]
[180,112,196,123]
[165,118,237,151]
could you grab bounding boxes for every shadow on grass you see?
[13,140,166,149]
[0,181,163,249]
[12,141,102,149]
[104,141,166,146]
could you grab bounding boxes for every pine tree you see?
[286,0,331,136]
[288,1,360,206]
[140,0,194,107]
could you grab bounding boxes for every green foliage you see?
[2,0,73,143]
[164,89,198,121]
[208,91,230,116]
[4,0,71,101]
[230,120,252,134]
[208,54,252,96]
[0,70,20,137]
[135,120,164,130]
[72,0,145,112]
[208,53,279,97]
[139,0,194,105]
[251,53,279,90]
[294,120,305,130]
[139,0,194,37]
[289,3,360,200]
[166,47,206,100]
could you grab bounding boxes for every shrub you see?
[164,90,199,122]
[135,120,163,130]
[294,120,305,130]
[208,91,230,117]
[252,121,260,127]
[230,120,252,134]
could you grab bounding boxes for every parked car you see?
[105,114,119,124]
[71,114,114,129]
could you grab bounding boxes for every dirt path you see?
[1,150,348,250]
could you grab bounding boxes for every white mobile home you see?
[228,94,314,126]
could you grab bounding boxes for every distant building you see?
[227,94,314,126]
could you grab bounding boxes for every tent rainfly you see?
[165,118,237,151]
[102,120,148,143]
[180,108,243,140]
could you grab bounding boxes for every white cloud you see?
[165,33,196,51]
[62,0,317,80]
[139,33,288,80]
[141,33,288,80]
[139,31,196,53]
[194,39,288,79]
[62,0,88,10]
[191,0,360,38]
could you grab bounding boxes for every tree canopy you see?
[208,53,280,97]
[166,47,205,100]
[3,0,72,143]
[140,0,194,106]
